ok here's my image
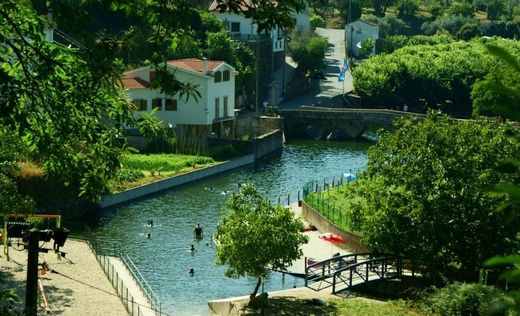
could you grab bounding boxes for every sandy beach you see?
[0,238,128,315]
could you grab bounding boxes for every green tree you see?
[350,113,520,281]
[472,44,520,119]
[456,23,480,40]
[289,35,328,77]
[310,13,326,29]
[447,1,475,17]
[396,0,419,19]
[170,30,202,59]
[215,184,308,300]
[0,1,137,201]
[206,31,237,66]
[486,0,505,21]
[339,0,362,24]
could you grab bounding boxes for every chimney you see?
[202,57,208,75]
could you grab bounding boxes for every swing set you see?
[2,213,64,261]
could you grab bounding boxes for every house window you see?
[223,96,228,117]
[133,99,147,111]
[215,97,220,118]
[231,22,240,33]
[152,98,162,111]
[165,99,177,111]
[214,71,222,83]
[223,20,230,31]
[223,70,230,82]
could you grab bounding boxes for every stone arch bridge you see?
[279,107,425,140]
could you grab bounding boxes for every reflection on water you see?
[95,140,370,315]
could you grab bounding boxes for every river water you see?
[94,140,371,315]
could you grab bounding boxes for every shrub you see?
[116,168,145,182]
[447,2,475,17]
[456,23,481,41]
[310,13,325,29]
[421,16,476,36]
[208,145,243,161]
[424,283,513,315]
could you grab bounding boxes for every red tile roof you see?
[122,77,150,89]
[209,0,253,11]
[167,58,225,74]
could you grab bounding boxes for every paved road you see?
[279,28,353,109]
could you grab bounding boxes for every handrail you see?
[69,224,162,316]
[304,252,410,294]
[118,251,161,312]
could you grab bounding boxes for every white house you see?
[123,58,237,140]
[208,0,284,52]
[209,1,311,52]
[345,19,379,57]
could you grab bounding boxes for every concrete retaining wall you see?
[98,154,255,208]
[252,129,283,160]
[302,201,370,253]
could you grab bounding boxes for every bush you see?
[447,2,475,17]
[116,168,145,182]
[208,145,243,161]
[456,23,481,41]
[364,15,410,37]
[310,13,325,29]
[424,283,513,315]
[381,34,454,54]
[421,15,476,36]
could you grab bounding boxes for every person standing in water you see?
[194,224,203,239]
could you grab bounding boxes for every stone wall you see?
[98,154,255,208]
[302,201,370,253]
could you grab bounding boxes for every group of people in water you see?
[144,219,207,276]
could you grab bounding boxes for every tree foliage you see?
[289,35,328,77]
[352,38,520,116]
[215,184,308,299]
[381,34,454,54]
[345,113,520,281]
[472,44,520,119]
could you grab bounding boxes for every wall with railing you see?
[69,225,162,316]
[300,171,370,252]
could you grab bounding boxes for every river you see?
[94,140,371,315]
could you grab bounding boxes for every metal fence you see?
[69,225,162,316]
[301,170,363,229]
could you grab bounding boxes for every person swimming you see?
[189,244,197,252]
[188,268,195,276]
[147,219,154,227]
[147,232,151,238]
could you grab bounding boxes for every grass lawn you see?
[110,153,219,192]
[239,297,423,315]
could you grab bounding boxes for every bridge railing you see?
[305,252,373,288]
[331,255,404,294]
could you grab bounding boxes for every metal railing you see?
[301,170,362,230]
[69,225,162,316]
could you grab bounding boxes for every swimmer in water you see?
[190,244,197,253]
[188,268,195,276]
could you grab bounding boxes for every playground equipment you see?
[2,214,66,260]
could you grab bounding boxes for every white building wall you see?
[126,64,236,128]
[345,20,379,57]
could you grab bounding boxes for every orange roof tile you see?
[167,58,225,74]
[209,0,253,11]
[122,77,150,89]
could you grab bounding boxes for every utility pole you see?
[25,228,39,316]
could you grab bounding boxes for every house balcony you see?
[229,32,257,42]
[213,114,235,124]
